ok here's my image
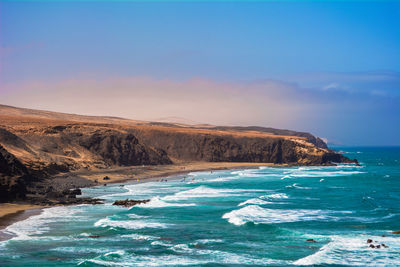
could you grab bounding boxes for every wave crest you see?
[222,205,329,225]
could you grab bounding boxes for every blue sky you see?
[0,1,399,145]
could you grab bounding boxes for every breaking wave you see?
[94,217,168,230]
[163,186,263,201]
[136,196,196,208]
[223,205,332,225]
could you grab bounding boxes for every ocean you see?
[1,147,399,266]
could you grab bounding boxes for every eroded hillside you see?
[0,104,357,202]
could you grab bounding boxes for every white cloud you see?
[1,74,398,145]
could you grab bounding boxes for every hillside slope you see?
[0,104,357,202]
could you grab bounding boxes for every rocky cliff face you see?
[78,130,171,166]
[0,144,34,202]
[211,126,328,149]
[0,126,172,175]
[130,128,353,165]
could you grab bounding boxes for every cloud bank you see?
[1,72,399,145]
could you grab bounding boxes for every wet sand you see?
[0,204,45,241]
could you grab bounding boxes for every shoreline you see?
[0,204,45,241]
[66,161,284,186]
[102,162,284,185]
[0,203,47,224]
[0,162,275,238]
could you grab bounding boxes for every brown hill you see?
[0,104,357,202]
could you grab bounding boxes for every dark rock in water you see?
[103,176,110,180]
[306,239,317,243]
[62,188,82,198]
[367,239,373,243]
[369,243,388,249]
[113,198,150,207]
[392,230,400,234]
[88,235,100,238]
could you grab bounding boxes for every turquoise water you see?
[1,147,399,266]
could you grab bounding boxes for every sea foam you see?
[238,198,272,206]
[94,217,168,229]
[260,193,289,199]
[136,196,196,208]
[3,206,80,241]
[222,205,330,225]
[163,186,263,201]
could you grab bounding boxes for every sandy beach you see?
[0,204,46,241]
[72,161,280,184]
[0,203,46,220]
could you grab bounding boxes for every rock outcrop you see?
[0,144,33,202]
[113,199,150,207]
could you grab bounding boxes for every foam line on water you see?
[127,213,148,219]
[102,182,186,199]
[162,185,264,201]
[120,233,158,241]
[2,206,81,241]
[238,198,273,206]
[50,246,106,254]
[260,193,289,199]
[136,196,196,208]
[203,175,240,183]
[285,183,312,189]
[192,239,224,245]
[94,217,169,229]
[222,205,345,225]
[80,249,289,266]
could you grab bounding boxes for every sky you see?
[0,1,399,146]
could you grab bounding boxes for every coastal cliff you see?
[0,104,357,203]
[0,144,34,202]
[131,128,350,165]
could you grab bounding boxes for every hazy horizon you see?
[1,1,399,146]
